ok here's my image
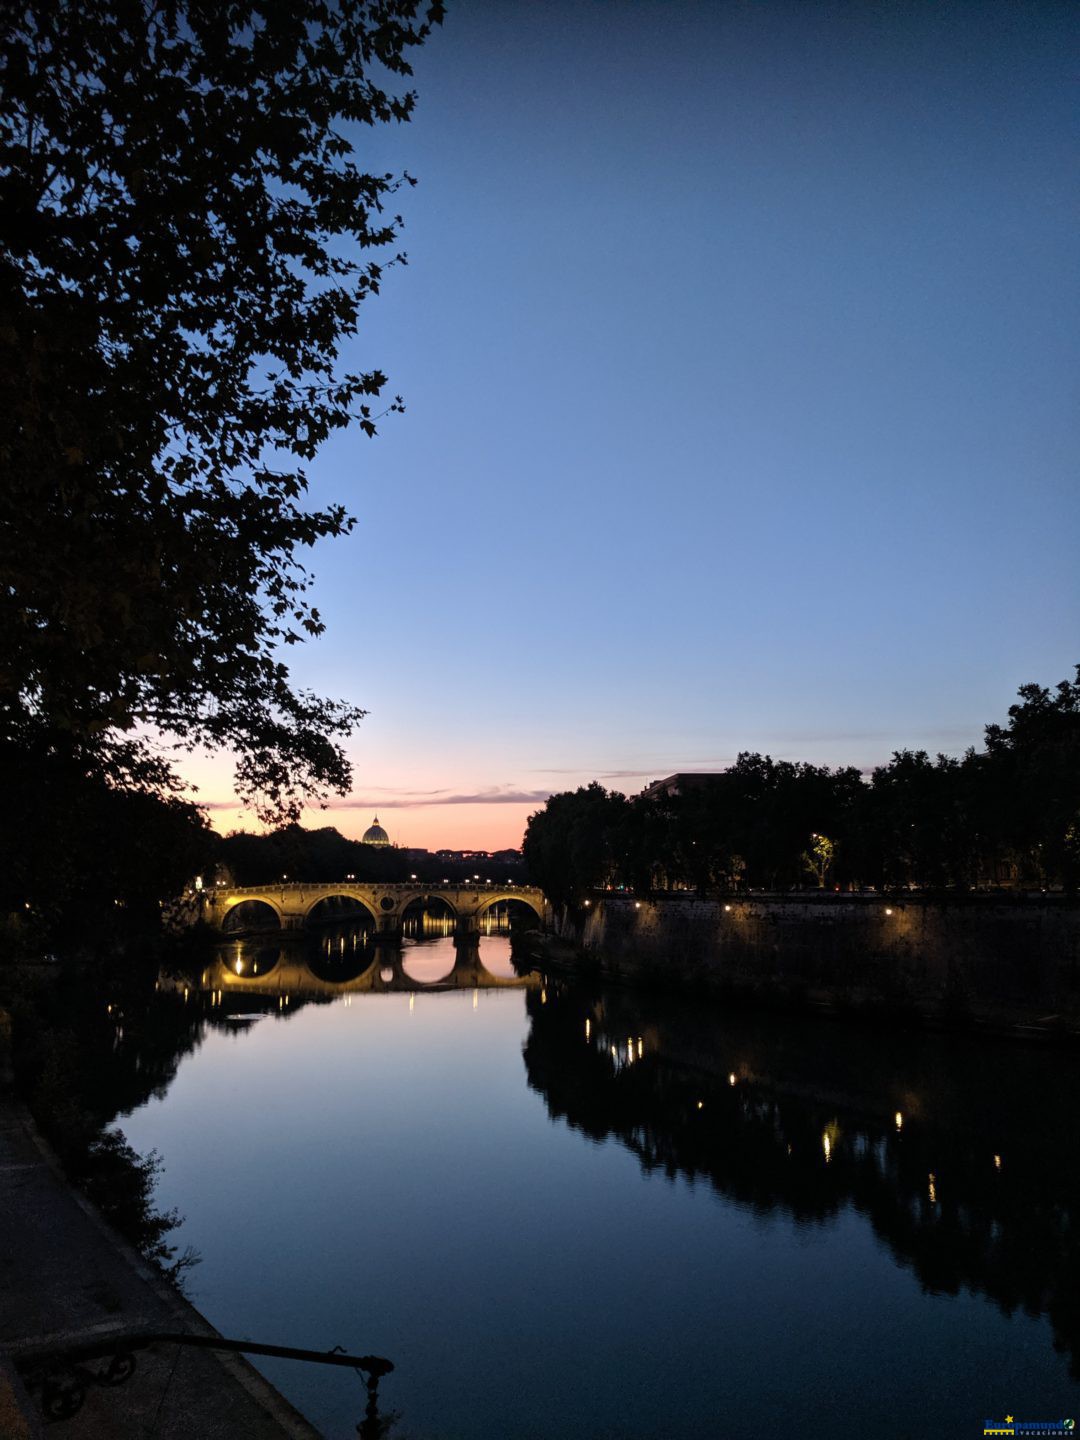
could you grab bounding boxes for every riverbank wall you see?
[539,893,1080,1031]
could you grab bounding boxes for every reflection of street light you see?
[194,875,204,892]
[410,873,417,880]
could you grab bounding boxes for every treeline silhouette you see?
[523,669,1080,901]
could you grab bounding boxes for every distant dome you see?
[362,816,390,847]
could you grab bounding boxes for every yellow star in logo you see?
[1005,1419,1014,1426]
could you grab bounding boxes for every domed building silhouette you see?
[361,816,391,847]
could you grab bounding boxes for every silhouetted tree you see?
[1,1,442,817]
[523,670,1079,897]
[983,667,1080,891]
[523,784,629,904]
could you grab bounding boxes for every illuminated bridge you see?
[186,880,551,938]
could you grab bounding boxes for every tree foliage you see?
[522,783,630,906]
[0,0,442,816]
[523,669,1080,899]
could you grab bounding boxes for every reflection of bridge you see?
[190,881,551,937]
[174,935,542,999]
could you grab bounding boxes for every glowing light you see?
[235,959,244,974]
[928,1172,937,1203]
[728,1073,736,1086]
[822,1121,840,1162]
[409,993,415,1012]
[696,1100,704,1110]
[723,904,732,913]
[634,901,642,909]
[885,907,893,916]
[637,1037,643,1059]
[994,1154,1002,1170]
[584,899,591,907]
[895,1112,903,1131]
[541,989,547,1004]
[627,1040,634,1063]
[585,1018,591,1039]
[473,989,478,1009]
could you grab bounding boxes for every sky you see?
[185,0,1079,851]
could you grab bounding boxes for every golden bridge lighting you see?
[895,1112,903,1131]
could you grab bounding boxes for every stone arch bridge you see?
[191,881,551,938]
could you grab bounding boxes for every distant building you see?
[361,816,391,847]
[641,773,725,800]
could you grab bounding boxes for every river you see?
[98,923,1080,1439]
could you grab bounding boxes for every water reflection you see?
[161,922,540,1008]
[55,933,1080,1438]
[523,982,1080,1378]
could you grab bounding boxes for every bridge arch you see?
[476,892,545,926]
[400,891,457,939]
[304,893,379,928]
[221,897,283,934]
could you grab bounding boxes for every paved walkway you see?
[0,1098,324,1439]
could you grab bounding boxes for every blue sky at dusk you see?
[186,0,1079,850]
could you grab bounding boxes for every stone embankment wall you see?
[552,894,1080,1026]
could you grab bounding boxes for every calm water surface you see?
[112,927,1080,1440]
